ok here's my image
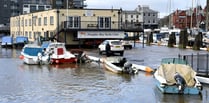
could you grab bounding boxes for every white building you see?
[122,5,159,29]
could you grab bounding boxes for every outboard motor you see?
[37,52,42,65]
[123,62,133,74]
[174,72,186,93]
[119,58,127,67]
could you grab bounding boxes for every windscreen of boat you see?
[23,47,43,56]
[161,58,188,65]
[156,64,196,87]
[111,41,122,45]
[41,42,50,48]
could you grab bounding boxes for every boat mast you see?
[191,0,193,29]
[169,0,171,28]
[206,0,209,32]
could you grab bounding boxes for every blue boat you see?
[1,36,13,48]
[14,36,28,48]
[154,58,202,94]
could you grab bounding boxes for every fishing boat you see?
[20,42,77,64]
[103,57,153,74]
[154,58,202,94]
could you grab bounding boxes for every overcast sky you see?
[85,0,206,18]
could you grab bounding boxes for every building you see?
[51,0,87,9]
[122,5,159,30]
[171,6,205,30]
[0,0,51,26]
[136,5,159,29]
[160,5,205,30]
[10,9,133,47]
[23,4,52,14]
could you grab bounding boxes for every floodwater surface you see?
[0,44,209,103]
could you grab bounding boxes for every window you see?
[29,19,31,26]
[25,19,27,26]
[50,16,54,25]
[32,17,36,26]
[44,17,47,25]
[67,16,80,28]
[153,20,155,23]
[148,13,150,16]
[29,31,32,39]
[38,18,41,26]
[98,17,111,29]
[25,31,28,37]
[21,19,24,26]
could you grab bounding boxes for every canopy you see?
[156,64,196,87]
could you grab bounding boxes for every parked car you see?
[98,40,124,56]
[121,40,132,49]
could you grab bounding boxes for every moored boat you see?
[103,57,153,74]
[20,42,77,64]
[1,36,13,48]
[154,58,202,94]
[196,75,209,84]
[20,44,50,64]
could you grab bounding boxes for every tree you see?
[146,32,153,45]
[168,32,176,47]
[179,28,188,49]
[193,32,203,50]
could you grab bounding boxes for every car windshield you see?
[111,41,122,45]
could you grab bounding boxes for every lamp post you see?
[57,9,60,41]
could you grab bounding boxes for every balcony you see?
[61,21,143,32]
[62,21,121,30]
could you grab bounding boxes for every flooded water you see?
[0,44,209,103]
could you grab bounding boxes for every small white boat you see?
[103,57,153,74]
[154,58,202,94]
[20,42,77,65]
[196,76,209,84]
[20,44,50,64]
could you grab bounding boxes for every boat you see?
[1,36,13,48]
[20,42,77,64]
[154,58,202,94]
[103,57,153,74]
[20,44,50,65]
[14,36,28,48]
[196,75,209,84]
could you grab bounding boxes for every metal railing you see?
[61,21,143,30]
[178,53,209,76]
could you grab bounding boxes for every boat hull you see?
[51,58,77,64]
[155,79,201,94]
[196,76,209,84]
[103,60,122,73]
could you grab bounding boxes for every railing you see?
[178,53,209,76]
[61,21,143,31]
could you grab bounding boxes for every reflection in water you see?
[0,48,21,58]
